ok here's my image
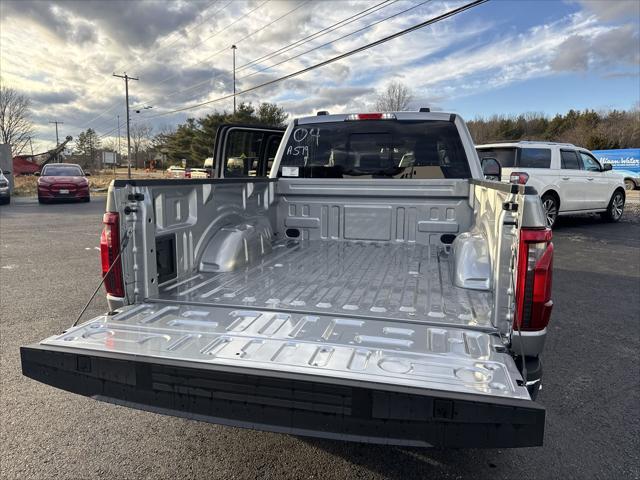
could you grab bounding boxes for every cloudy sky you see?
[1,0,639,152]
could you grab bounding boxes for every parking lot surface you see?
[1,196,639,479]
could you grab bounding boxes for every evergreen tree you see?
[74,128,101,168]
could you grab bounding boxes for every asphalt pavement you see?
[1,195,638,479]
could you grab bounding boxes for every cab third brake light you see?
[345,113,397,121]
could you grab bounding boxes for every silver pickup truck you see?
[21,111,554,448]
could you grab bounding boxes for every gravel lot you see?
[1,195,639,480]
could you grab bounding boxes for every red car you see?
[37,163,90,203]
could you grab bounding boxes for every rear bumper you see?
[510,328,547,357]
[21,344,545,448]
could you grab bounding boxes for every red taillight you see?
[514,228,553,331]
[510,172,529,185]
[100,212,125,298]
[345,113,397,121]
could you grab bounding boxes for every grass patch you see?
[13,169,165,196]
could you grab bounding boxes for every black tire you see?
[0,197,9,205]
[37,196,45,204]
[624,179,636,191]
[541,193,559,229]
[601,190,625,222]
[83,196,91,203]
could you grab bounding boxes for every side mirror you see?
[85,172,92,176]
[34,172,40,176]
[3,171,10,175]
[603,163,612,171]
[481,158,501,181]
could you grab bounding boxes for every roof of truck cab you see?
[295,111,460,125]
[476,141,577,149]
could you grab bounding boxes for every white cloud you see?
[1,0,638,147]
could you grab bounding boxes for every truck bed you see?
[154,239,493,330]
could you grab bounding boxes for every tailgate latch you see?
[503,201,518,212]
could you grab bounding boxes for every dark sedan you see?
[37,163,90,203]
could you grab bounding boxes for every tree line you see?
[467,109,639,150]
[2,83,638,171]
[152,102,288,168]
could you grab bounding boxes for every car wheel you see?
[602,190,625,222]
[37,196,46,204]
[624,179,636,191]
[0,197,9,205]
[83,196,91,203]
[541,193,559,229]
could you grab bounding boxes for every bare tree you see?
[374,81,413,112]
[0,86,35,155]
[130,123,153,169]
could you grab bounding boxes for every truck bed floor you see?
[154,240,493,329]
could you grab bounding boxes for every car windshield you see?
[43,166,83,176]
[279,120,471,179]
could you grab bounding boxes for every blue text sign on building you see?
[592,149,640,174]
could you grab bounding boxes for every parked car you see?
[611,169,639,191]
[36,163,90,203]
[165,165,185,178]
[22,111,553,448]
[187,168,210,179]
[0,168,11,204]
[476,141,626,228]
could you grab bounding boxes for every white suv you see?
[477,141,626,228]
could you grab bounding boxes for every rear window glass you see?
[279,120,471,179]
[519,148,551,168]
[477,148,517,168]
[42,165,83,176]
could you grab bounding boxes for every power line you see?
[235,0,395,74]
[143,0,224,61]
[148,0,489,119]
[150,0,398,106]
[79,1,223,129]
[98,124,120,139]
[144,0,268,93]
[81,102,121,129]
[187,0,269,53]
[239,0,432,81]
[157,0,313,102]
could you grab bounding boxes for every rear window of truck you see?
[279,120,471,179]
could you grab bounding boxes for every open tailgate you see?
[21,302,544,447]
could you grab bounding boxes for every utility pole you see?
[232,45,237,114]
[113,72,139,179]
[28,137,34,158]
[116,114,121,175]
[48,120,63,162]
